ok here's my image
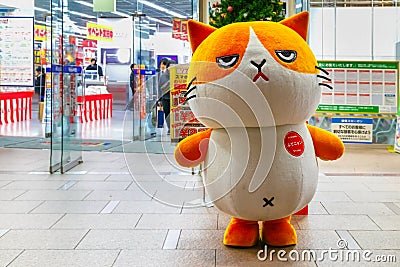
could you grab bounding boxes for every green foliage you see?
[209,0,286,28]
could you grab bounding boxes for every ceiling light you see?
[75,1,94,8]
[34,7,49,12]
[139,0,186,18]
[34,20,47,25]
[111,10,129,17]
[69,10,96,19]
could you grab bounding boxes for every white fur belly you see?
[203,125,318,221]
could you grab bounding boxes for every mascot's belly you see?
[203,125,318,221]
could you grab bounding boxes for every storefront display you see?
[76,86,112,123]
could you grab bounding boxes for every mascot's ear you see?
[188,20,216,53]
[279,11,309,41]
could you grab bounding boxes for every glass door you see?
[47,0,83,173]
[132,12,158,141]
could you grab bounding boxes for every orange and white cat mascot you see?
[174,11,344,247]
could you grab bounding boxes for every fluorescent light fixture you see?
[139,0,186,18]
[111,10,129,17]
[75,0,94,8]
[34,7,49,12]
[69,10,96,19]
[137,24,156,31]
[147,16,173,27]
[34,20,47,25]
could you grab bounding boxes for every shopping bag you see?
[157,109,164,128]
[38,102,44,122]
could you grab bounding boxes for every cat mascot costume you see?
[174,11,344,247]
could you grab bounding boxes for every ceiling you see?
[34,0,195,28]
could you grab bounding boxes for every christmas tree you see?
[209,0,286,28]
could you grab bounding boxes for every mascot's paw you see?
[223,217,259,247]
[261,216,297,247]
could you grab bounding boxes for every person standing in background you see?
[34,66,46,121]
[158,58,171,134]
[129,63,137,96]
[34,66,46,102]
[86,58,103,78]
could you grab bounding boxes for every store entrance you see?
[0,0,197,164]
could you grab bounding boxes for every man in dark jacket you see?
[86,58,103,77]
[129,63,137,96]
[34,66,46,102]
[158,58,171,133]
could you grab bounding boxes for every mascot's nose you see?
[250,59,269,82]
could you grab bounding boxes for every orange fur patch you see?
[174,129,212,167]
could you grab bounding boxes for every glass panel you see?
[373,7,398,60]
[48,0,83,173]
[48,1,63,173]
[336,7,372,60]
[60,0,83,173]
[132,2,194,141]
[310,8,336,59]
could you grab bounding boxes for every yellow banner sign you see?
[86,22,114,42]
[34,24,48,41]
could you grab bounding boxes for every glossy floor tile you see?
[0,119,399,266]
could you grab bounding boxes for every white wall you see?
[151,32,192,65]
[97,17,133,82]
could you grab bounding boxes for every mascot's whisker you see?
[315,66,330,75]
[183,94,197,104]
[184,85,197,97]
[318,83,333,90]
[317,75,331,82]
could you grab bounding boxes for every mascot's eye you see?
[275,50,297,63]
[216,54,239,69]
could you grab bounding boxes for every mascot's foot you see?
[261,216,297,247]
[223,217,259,247]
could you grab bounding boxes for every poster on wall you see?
[169,64,208,141]
[0,17,34,87]
[172,18,189,41]
[331,117,373,144]
[317,61,398,114]
[172,18,182,40]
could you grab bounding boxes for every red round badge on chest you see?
[284,131,304,157]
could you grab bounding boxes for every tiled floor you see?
[0,142,399,266]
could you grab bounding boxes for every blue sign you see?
[331,117,373,144]
[45,65,82,74]
[64,66,82,74]
[140,69,156,75]
[332,118,373,124]
[46,64,63,73]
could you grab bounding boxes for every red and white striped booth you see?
[76,93,112,123]
[0,91,34,125]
